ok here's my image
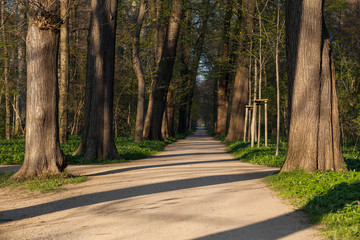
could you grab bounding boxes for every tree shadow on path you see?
[87,158,241,177]
[195,212,315,240]
[0,171,276,223]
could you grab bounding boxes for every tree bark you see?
[14,0,26,136]
[275,0,280,156]
[177,0,192,134]
[216,0,233,136]
[251,60,258,147]
[225,0,255,142]
[74,0,120,160]
[59,0,69,144]
[1,0,11,140]
[162,84,175,138]
[145,0,184,140]
[133,0,147,142]
[13,0,67,178]
[282,0,347,172]
[143,0,167,139]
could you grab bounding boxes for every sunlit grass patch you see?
[265,170,360,240]
[0,171,87,192]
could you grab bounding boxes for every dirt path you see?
[0,130,322,240]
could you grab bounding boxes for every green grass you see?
[0,132,192,165]
[0,138,25,164]
[211,131,360,239]
[265,171,360,240]
[0,171,88,192]
[211,133,287,168]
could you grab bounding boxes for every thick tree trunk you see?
[145,0,184,140]
[216,0,233,136]
[143,0,166,139]
[282,0,346,172]
[59,0,69,144]
[133,0,147,142]
[177,1,192,134]
[74,0,119,160]
[225,0,255,142]
[162,86,175,138]
[13,0,67,178]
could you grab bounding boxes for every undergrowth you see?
[0,132,191,165]
[211,131,360,240]
[0,171,87,192]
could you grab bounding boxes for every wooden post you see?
[265,100,268,147]
[254,99,269,148]
[251,103,257,147]
[244,107,249,142]
[248,108,252,142]
[257,104,261,148]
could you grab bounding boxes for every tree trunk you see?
[251,60,258,147]
[162,85,175,138]
[1,0,11,140]
[59,0,69,144]
[13,0,67,178]
[216,0,233,136]
[177,0,192,134]
[74,0,120,160]
[14,1,26,136]
[282,0,347,172]
[275,0,280,156]
[257,9,263,148]
[143,0,167,139]
[145,0,184,140]
[225,0,255,142]
[133,0,147,142]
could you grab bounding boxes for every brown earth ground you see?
[0,130,322,240]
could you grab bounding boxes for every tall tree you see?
[225,0,255,142]
[143,0,167,139]
[275,0,281,156]
[216,0,233,136]
[144,0,184,140]
[1,0,11,140]
[14,0,27,136]
[177,0,192,134]
[132,0,147,142]
[282,0,347,172]
[74,0,120,159]
[59,0,69,144]
[13,0,67,178]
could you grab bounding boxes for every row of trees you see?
[0,0,359,177]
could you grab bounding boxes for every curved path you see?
[0,130,321,240]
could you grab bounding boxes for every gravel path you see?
[0,130,322,240]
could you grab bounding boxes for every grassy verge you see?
[0,172,87,192]
[0,132,191,192]
[211,131,360,239]
[265,170,360,240]
[0,132,192,165]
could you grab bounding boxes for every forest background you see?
[0,0,359,156]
